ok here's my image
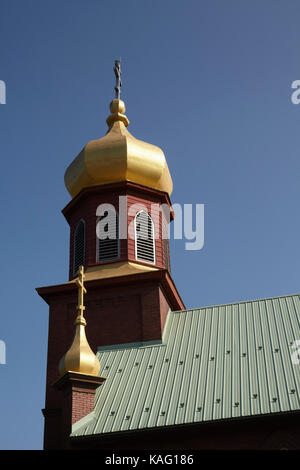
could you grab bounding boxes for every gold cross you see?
[75,265,87,317]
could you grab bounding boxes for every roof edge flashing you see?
[97,339,164,353]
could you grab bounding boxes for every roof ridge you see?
[172,292,300,313]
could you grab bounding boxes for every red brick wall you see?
[71,390,95,424]
[67,190,126,279]
[42,276,176,449]
[63,182,172,279]
[159,288,171,336]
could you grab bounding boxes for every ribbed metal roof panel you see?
[71,294,300,438]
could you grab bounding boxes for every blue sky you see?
[0,0,299,449]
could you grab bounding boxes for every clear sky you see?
[0,0,299,449]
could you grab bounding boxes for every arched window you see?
[97,210,119,262]
[135,211,155,264]
[73,220,85,276]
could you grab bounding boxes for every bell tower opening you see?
[135,210,155,264]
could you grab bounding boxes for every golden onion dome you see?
[64,99,173,198]
[58,314,100,377]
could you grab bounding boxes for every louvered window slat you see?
[135,211,155,264]
[98,211,119,262]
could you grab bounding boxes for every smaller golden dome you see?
[58,315,100,377]
[58,266,100,377]
[64,98,173,198]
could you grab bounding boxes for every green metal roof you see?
[71,293,300,438]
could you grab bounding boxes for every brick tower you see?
[37,62,184,449]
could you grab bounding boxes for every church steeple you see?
[37,63,184,449]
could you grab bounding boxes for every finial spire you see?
[114,59,122,99]
[75,265,86,317]
[106,61,129,128]
[58,265,100,377]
